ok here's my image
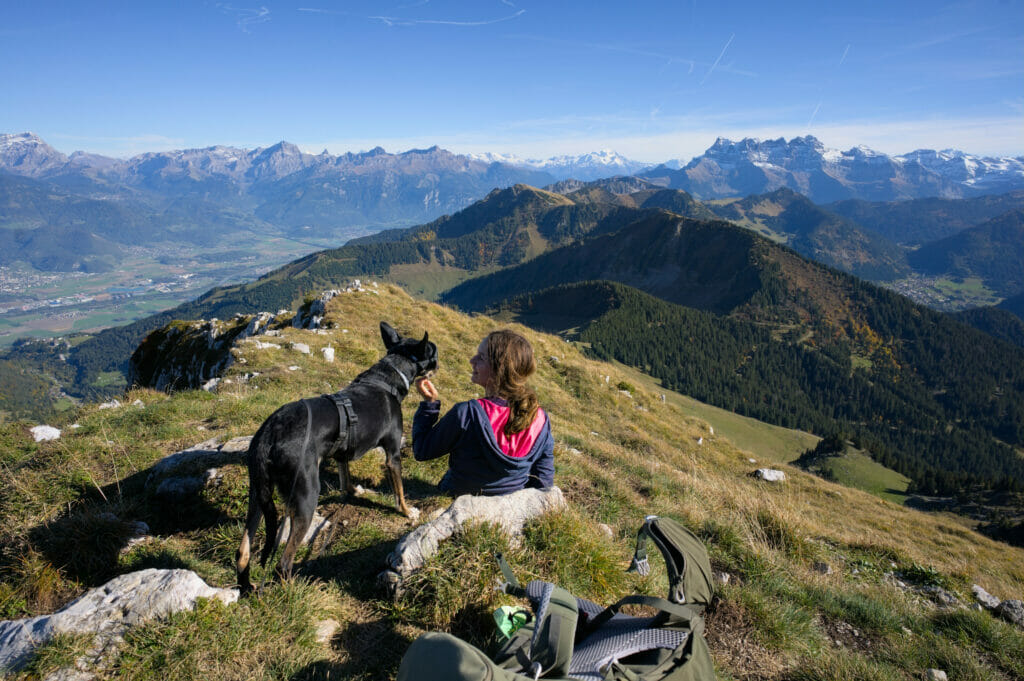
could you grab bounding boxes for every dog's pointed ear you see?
[380,321,401,350]
[416,331,430,356]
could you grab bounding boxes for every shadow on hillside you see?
[289,617,413,681]
[300,535,395,601]
[25,448,245,587]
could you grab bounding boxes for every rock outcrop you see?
[379,486,566,593]
[145,436,250,501]
[128,312,283,391]
[0,569,237,673]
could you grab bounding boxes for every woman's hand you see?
[416,378,439,401]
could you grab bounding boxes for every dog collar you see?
[383,356,411,391]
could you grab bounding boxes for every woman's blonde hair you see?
[484,329,539,435]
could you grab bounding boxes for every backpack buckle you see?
[628,556,650,576]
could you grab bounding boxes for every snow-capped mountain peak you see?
[467,149,652,181]
[0,132,69,177]
[642,135,1024,202]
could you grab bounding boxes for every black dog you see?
[236,321,437,594]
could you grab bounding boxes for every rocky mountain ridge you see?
[640,135,1024,202]
[468,148,654,181]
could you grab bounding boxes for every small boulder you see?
[925,670,947,681]
[292,342,311,355]
[322,347,335,363]
[31,425,61,442]
[921,585,959,607]
[997,599,1024,628]
[277,510,332,547]
[314,619,340,645]
[754,469,786,482]
[713,571,731,586]
[972,584,1001,610]
[813,561,833,575]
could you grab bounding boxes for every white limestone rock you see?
[277,511,332,547]
[0,569,237,673]
[754,468,786,482]
[972,584,1001,610]
[293,290,341,329]
[31,425,61,442]
[382,487,566,583]
[146,436,250,500]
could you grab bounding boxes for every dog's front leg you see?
[384,449,419,520]
[338,459,365,498]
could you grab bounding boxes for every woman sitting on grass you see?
[412,329,554,496]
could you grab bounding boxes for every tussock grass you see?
[110,579,338,681]
[1,283,1023,680]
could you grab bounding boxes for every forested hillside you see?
[500,280,1024,495]
[954,307,1024,348]
[708,188,909,280]
[827,191,1024,245]
[908,210,1024,297]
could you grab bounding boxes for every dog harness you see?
[325,393,358,459]
[320,354,421,459]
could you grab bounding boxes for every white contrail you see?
[807,100,822,127]
[700,33,735,85]
[368,9,525,27]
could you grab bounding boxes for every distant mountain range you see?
[0,132,556,268]
[5,132,1024,311]
[468,149,654,181]
[639,136,1024,203]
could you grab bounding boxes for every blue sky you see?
[3,0,1022,161]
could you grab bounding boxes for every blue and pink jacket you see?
[412,397,554,496]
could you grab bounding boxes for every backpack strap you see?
[583,595,703,636]
[495,552,526,598]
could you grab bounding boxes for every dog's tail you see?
[236,431,278,595]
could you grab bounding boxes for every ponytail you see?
[484,330,540,435]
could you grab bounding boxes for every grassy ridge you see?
[2,284,1023,680]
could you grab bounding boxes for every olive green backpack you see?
[396,516,716,681]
